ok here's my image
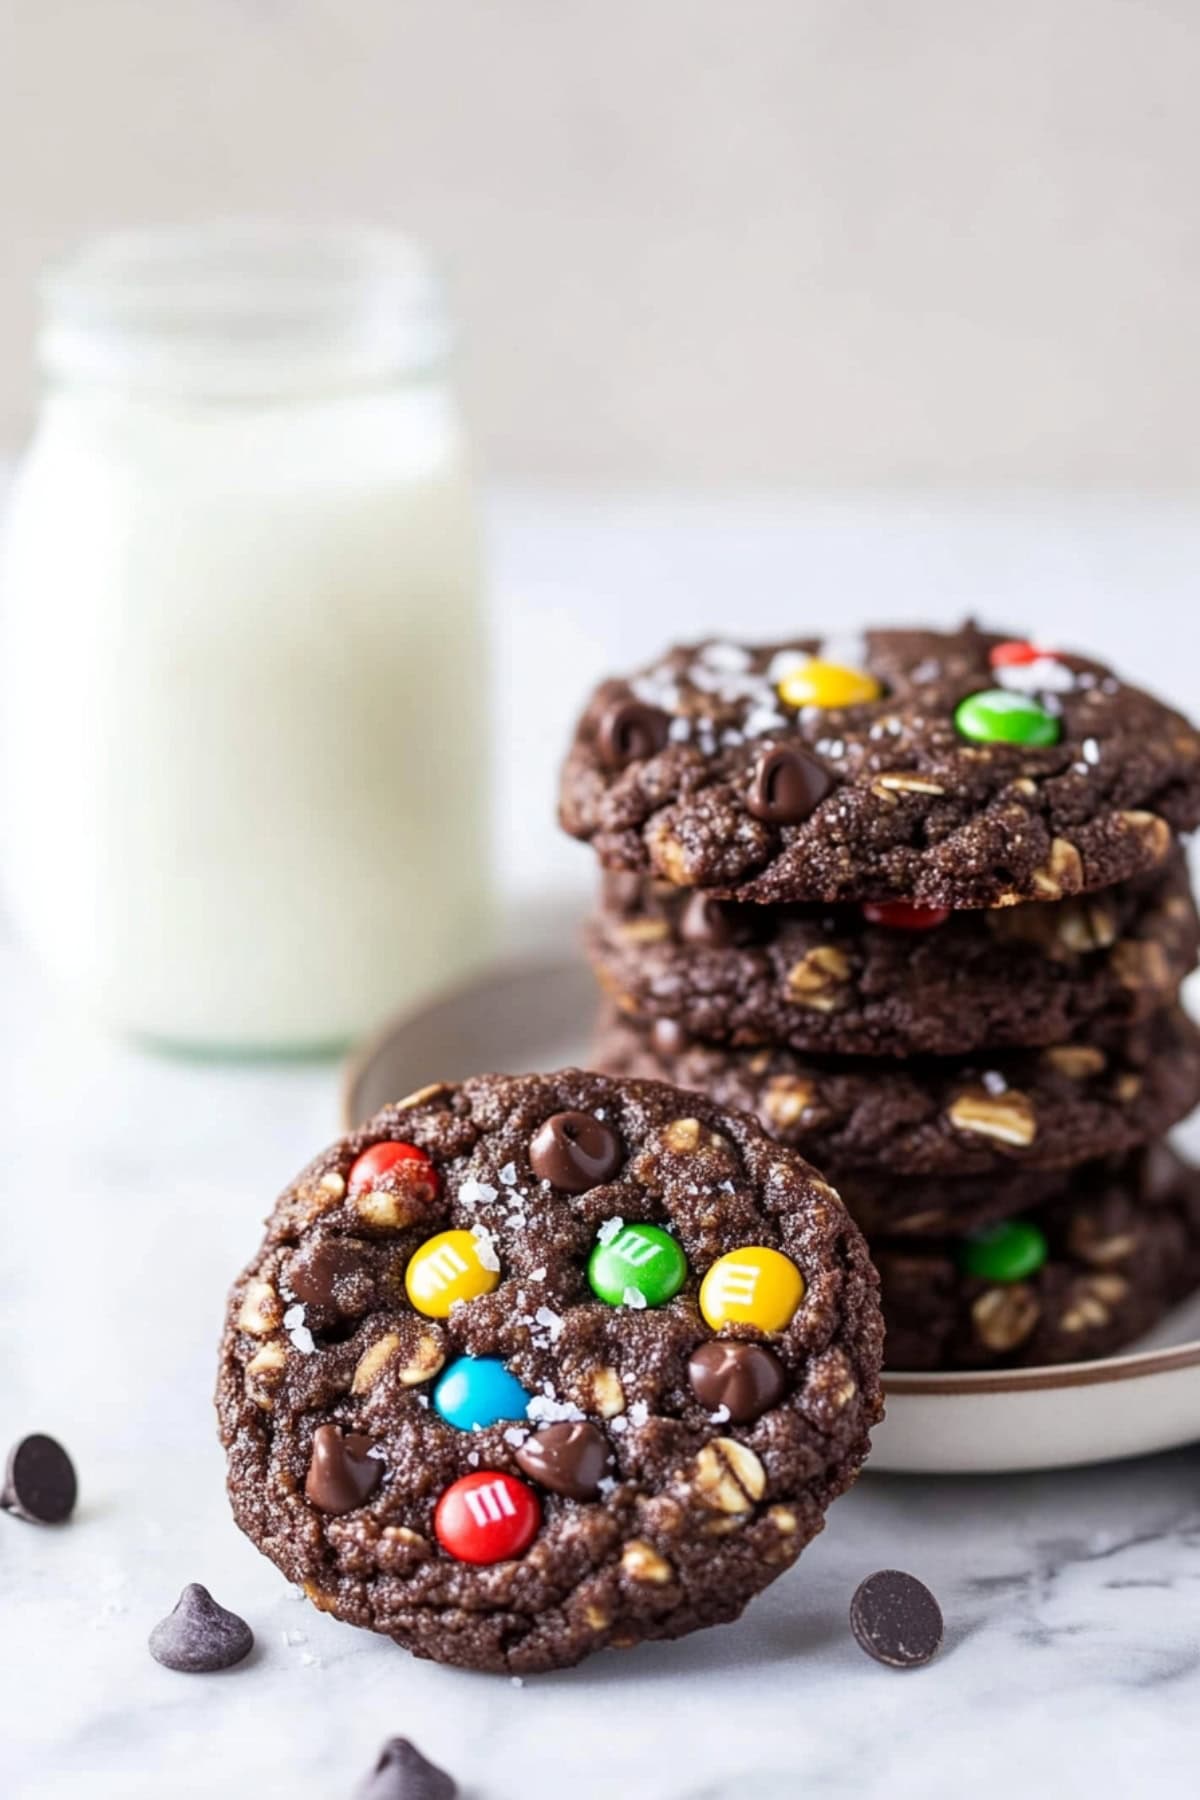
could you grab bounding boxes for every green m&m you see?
[588,1222,688,1308]
[958,1219,1048,1284]
[954,689,1060,747]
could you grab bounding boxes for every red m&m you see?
[989,640,1052,668]
[347,1140,439,1198]
[434,1471,541,1564]
[861,901,952,931]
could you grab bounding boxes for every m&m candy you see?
[587,1223,688,1308]
[861,901,952,931]
[405,1229,499,1318]
[433,1356,532,1432]
[700,1246,805,1333]
[958,1220,1048,1284]
[347,1140,439,1199]
[434,1470,541,1564]
[989,640,1052,668]
[954,689,1060,747]
[776,658,882,710]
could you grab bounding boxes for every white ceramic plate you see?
[343,959,1200,1475]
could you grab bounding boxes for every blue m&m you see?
[433,1356,532,1432]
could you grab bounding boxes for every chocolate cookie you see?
[216,1071,883,1675]
[596,1006,1200,1178]
[877,1147,1200,1369]
[559,627,1200,908]
[590,854,1198,1059]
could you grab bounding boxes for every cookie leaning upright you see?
[559,627,1200,907]
[216,1070,883,1675]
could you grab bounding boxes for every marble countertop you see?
[4,489,1200,1798]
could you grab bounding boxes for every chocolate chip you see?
[304,1424,383,1514]
[850,1569,943,1669]
[514,1421,612,1500]
[148,1583,253,1673]
[747,745,833,824]
[355,1738,457,1800]
[680,893,737,948]
[2,1433,77,1524]
[687,1341,787,1423]
[650,1018,690,1058]
[597,700,670,769]
[529,1111,624,1192]
[288,1238,371,1312]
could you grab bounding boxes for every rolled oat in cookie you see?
[559,626,1200,908]
[216,1070,883,1674]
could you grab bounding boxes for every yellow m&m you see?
[406,1229,499,1318]
[777,658,881,710]
[700,1246,805,1333]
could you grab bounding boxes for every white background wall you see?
[3,0,1200,487]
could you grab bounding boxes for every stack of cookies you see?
[560,624,1200,1369]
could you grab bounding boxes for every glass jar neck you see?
[39,221,450,403]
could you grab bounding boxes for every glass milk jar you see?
[0,223,492,1051]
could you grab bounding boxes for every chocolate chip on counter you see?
[148,1583,254,1672]
[529,1110,624,1191]
[747,746,834,825]
[305,1424,384,1514]
[2,1433,77,1524]
[355,1737,458,1800]
[515,1421,612,1501]
[850,1569,943,1669]
[687,1341,788,1423]
[596,699,670,769]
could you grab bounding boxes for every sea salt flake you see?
[593,1108,606,1121]
[700,641,752,673]
[471,1225,500,1271]
[459,1178,498,1207]
[534,1306,565,1342]
[499,1163,518,1187]
[982,1070,1008,1095]
[596,1475,618,1498]
[282,1304,306,1330]
[503,1425,530,1447]
[1082,738,1101,765]
[710,1404,731,1424]
[628,1400,649,1427]
[288,1326,315,1356]
[282,1629,307,1647]
[527,1394,586,1425]
[609,1415,628,1435]
[531,1266,547,1281]
[623,1286,648,1310]
[366,1445,388,1462]
[668,717,692,743]
[300,1652,322,1668]
[743,706,788,737]
[597,1215,624,1245]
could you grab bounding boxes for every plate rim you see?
[343,955,1200,1401]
